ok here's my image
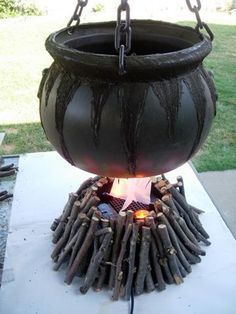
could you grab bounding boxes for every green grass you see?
[192,23,236,171]
[0,17,235,172]
[0,123,53,155]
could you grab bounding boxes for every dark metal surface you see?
[45,20,212,82]
[39,20,216,178]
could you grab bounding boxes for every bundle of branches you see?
[0,157,18,201]
[50,175,210,300]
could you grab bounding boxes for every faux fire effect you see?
[50,175,210,300]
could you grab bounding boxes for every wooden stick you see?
[176,255,188,278]
[158,224,183,285]
[173,199,211,246]
[178,240,201,264]
[68,213,87,242]
[150,238,166,291]
[0,163,14,171]
[79,189,93,210]
[53,193,77,243]
[162,209,205,256]
[176,216,200,247]
[190,205,205,215]
[53,231,79,271]
[86,206,98,219]
[124,223,139,300]
[0,193,13,201]
[162,194,180,216]
[0,190,8,197]
[108,212,127,290]
[51,201,81,260]
[50,216,61,232]
[95,232,113,292]
[0,169,16,178]
[95,227,112,237]
[177,176,185,198]
[126,210,134,229]
[68,218,90,267]
[113,223,132,300]
[76,236,99,278]
[76,177,94,196]
[146,217,174,283]
[81,196,100,214]
[65,216,99,284]
[135,226,151,295]
[145,217,164,256]
[145,264,155,293]
[168,185,210,240]
[80,230,113,294]
[156,213,191,274]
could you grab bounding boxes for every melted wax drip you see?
[199,65,217,116]
[151,78,182,140]
[119,83,149,176]
[44,62,60,107]
[37,68,49,99]
[184,69,206,159]
[55,70,80,165]
[91,83,111,146]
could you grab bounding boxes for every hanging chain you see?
[67,0,88,28]
[185,0,214,41]
[115,0,132,75]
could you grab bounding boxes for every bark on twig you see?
[150,238,166,291]
[80,230,113,294]
[53,193,78,243]
[156,213,191,274]
[124,223,139,300]
[108,212,126,290]
[135,226,151,295]
[113,223,132,300]
[158,224,183,285]
[65,216,99,284]
[0,169,16,178]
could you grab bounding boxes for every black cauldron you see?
[38,20,216,178]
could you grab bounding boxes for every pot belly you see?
[40,64,215,178]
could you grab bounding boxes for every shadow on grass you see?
[0,122,53,155]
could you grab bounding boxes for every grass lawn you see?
[0,17,235,172]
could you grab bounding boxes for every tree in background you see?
[0,0,43,18]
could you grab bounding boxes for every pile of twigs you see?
[0,157,18,201]
[50,175,210,300]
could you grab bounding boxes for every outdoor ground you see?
[0,12,235,172]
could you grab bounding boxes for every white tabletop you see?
[1,151,236,314]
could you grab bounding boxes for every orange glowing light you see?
[134,210,149,221]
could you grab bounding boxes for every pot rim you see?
[45,20,212,81]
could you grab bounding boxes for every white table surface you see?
[1,151,236,314]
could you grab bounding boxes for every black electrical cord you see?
[130,287,134,314]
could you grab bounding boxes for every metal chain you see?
[185,0,214,41]
[115,0,132,75]
[67,0,88,28]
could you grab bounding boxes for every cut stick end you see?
[174,275,184,285]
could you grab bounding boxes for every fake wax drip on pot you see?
[38,1,217,178]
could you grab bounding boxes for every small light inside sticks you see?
[134,209,149,221]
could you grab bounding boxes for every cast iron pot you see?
[38,20,217,178]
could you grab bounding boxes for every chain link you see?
[115,0,132,75]
[185,0,214,41]
[67,0,88,28]
[186,0,201,12]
